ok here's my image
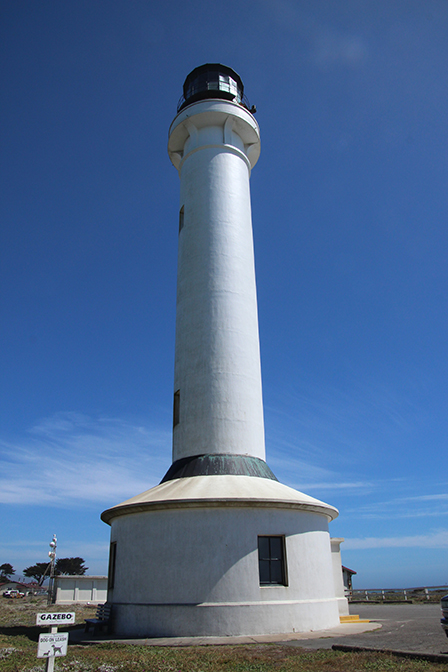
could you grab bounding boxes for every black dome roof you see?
[178,63,245,111]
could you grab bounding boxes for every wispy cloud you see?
[342,488,448,521]
[269,448,375,494]
[346,508,448,522]
[263,379,420,499]
[260,0,368,69]
[0,412,170,507]
[398,493,448,503]
[268,379,417,441]
[345,530,448,550]
[300,481,374,492]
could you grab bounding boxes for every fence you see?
[349,585,448,603]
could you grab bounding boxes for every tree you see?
[0,563,15,580]
[23,562,50,584]
[55,557,88,576]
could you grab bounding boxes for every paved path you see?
[283,604,448,659]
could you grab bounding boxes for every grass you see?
[1,598,447,672]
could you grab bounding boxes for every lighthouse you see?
[101,64,345,638]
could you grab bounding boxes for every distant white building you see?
[54,576,107,604]
[0,580,39,595]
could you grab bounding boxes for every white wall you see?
[330,538,349,616]
[108,500,339,637]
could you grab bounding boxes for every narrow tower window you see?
[173,390,180,427]
[258,536,287,586]
[108,542,117,590]
[179,206,184,233]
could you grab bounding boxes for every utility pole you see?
[47,534,57,606]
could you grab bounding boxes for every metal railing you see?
[348,585,448,603]
[176,91,254,113]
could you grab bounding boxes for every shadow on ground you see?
[0,624,84,643]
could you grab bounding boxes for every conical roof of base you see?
[101,475,338,524]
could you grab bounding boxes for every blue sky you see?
[1,1,447,590]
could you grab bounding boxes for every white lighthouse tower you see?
[101,64,345,638]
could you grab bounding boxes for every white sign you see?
[36,612,75,626]
[37,632,69,658]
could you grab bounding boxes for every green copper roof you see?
[160,454,278,483]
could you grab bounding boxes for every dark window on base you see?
[108,542,117,590]
[173,390,180,427]
[258,536,287,585]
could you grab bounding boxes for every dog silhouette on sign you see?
[43,643,64,657]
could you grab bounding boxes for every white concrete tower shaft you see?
[168,73,263,465]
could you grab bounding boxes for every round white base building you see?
[102,476,340,637]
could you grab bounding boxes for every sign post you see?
[36,612,75,672]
